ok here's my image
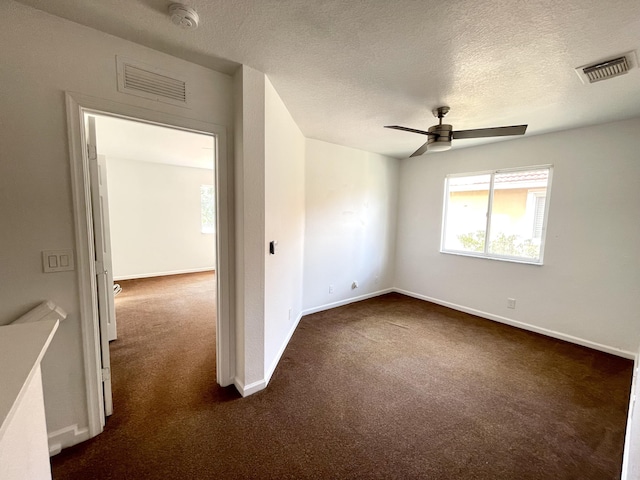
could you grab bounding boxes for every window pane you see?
[488,169,549,259]
[443,174,491,253]
[201,185,215,234]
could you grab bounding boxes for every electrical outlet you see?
[329,284,334,294]
[507,298,516,309]
[352,281,359,289]
[288,308,292,320]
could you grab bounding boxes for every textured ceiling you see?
[16,0,640,158]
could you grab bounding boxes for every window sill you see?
[440,249,544,266]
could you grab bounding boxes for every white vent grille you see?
[123,64,186,102]
[116,56,189,107]
[575,51,637,85]
[583,57,629,83]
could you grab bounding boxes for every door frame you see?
[65,92,235,438]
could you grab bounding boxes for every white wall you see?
[105,157,216,280]
[232,69,307,394]
[264,78,305,380]
[303,139,399,312]
[395,118,640,355]
[0,0,233,451]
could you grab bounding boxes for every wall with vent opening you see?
[0,0,233,454]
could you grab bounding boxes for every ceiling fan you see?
[385,106,527,156]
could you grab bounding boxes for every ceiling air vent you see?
[116,56,189,107]
[575,51,637,84]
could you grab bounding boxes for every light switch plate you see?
[42,250,75,273]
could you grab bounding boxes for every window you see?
[441,166,552,264]
[200,185,215,234]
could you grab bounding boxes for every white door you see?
[86,115,114,417]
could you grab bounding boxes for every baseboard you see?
[48,424,90,456]
[113,267,215,281]
[302,288,394,317]
[394,288,636,359]
[233,377,266,398]
[265,312,304,385]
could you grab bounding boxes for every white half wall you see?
[303,139,399,312]
[105,157,216,280]
[0,0,233,451]
[395,118,640,354]
[264,78,305,380]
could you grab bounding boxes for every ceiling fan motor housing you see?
[428,124,453,151]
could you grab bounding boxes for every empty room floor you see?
[52,278,632,479]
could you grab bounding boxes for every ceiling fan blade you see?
[410,140,430,157]
[385,125,435,136]
[452,125,527,139]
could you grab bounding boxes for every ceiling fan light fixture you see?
[385,106,527,157]
[427,123,453,152]
[428,140,452,152]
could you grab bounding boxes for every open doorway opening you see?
[66,92,233,438]
[84,109,219,423]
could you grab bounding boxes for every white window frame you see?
[441,165,553,265]
[525,189,547,242]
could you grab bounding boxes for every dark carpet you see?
[52,272,633,479]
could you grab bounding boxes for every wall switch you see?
[329,284,334,294]
[507,298,516,309]
[43,250,75,273]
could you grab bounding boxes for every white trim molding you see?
[113,268,215,281]
[65,93,105,439]
[48,424,90,456]
[234,378,267,398]
[394,288,635,359]
[301,288,394,317]
[265,312,304,385]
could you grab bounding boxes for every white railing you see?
[12,301,67,325]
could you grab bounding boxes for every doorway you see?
[66,92,233,439]
[89,112,217,419]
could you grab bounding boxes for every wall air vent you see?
[575,51,637,84]
[116,56,189,107]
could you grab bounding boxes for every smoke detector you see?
[575,51,637,84]
[169,4,200,30]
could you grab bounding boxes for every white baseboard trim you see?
[48,424,90,456]
[394,288,635,359]
[265,312,304,385]
[233,377,267,398]
[302,288,394,317]
[113,267,215,281]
